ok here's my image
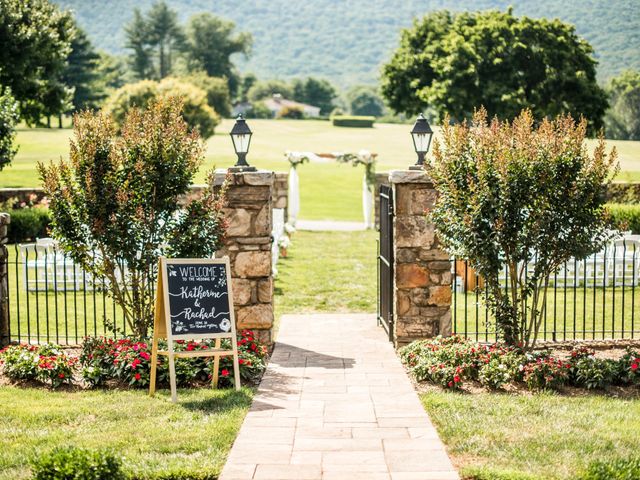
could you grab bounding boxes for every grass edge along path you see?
[0,386,253,480]
[420,390,640,480]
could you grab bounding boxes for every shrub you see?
[40,99,227,337]
[79,330,267,389]
[102,79,220,138]
[278,106,304,119]
[32,447,125,480]
[0,344,39,380]
[0,344,76,388]
[522,357,570,390]
[429,109,617,348]
[478,355,518,389]
[331,115,375,128]
[0,89,18,171]
[569,356,617,390]
[579,456,640,480]
[607,203,640,234]
[6,207,51,242]
[245,101,272,119]
[617,349,640,385]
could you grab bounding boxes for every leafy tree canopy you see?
[381,9,608,133]
[347,86,386,117]
[604,70,640,141]
[292,77,337,116]
[0,90,19,171]
[103,78,220,138]
[0,0,75,124]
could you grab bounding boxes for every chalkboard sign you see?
[149,257,240,402]
[166,261,232,336]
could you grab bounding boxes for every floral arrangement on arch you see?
[335,150,377,190]
[285,151,310,168]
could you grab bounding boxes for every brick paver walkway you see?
[219,313,459,480]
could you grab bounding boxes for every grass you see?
[5,119,640,221]
[273,230,377,319]
[421,390,640,480]
[0,386,253,480]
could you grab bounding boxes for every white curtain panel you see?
[362,173,374,230]
[288,166,300,225]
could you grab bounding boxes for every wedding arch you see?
[284,150,377,229]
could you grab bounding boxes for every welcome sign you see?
[149,257,241,402]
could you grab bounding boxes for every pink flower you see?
[221,369,230,377]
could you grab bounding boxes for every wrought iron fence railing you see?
[452,240,640,341]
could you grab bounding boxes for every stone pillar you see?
[214,171,275,345]
[390,170,451,347]
[272,172,289,221]
[0,213,9,347]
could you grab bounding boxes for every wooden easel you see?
[149,257,241,403]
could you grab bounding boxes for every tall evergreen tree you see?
[62,25,104,114]
[147,1,185,78]
[125,9,154,79]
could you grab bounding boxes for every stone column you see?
[214,171,275,345]
[0,213,9,347]
[272,172,289,221]
[390,170,451,347]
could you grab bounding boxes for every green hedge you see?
[607,203,640,234]
[7,208,51,243]
[578,457,640,480]
[32,447,126,480]
[331,115,375,128]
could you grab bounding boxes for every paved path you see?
[219,313,459,480]
[296,220,367,232]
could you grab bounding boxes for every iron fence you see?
[4,242,133,345]
[452,240,640,341]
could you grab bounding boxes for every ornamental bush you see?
[32,447,125,480]
[429,109,618,349]
[399,337,638,392]
[0,344,76,388]
[579,456,640,480]
[607,203,640,234]
[39,98,227,337]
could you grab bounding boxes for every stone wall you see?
[213,171,275,345]
[0,213,9,347]
[390,170,451,347]
[272,172,289,221]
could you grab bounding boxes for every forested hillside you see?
[55,0,639,86]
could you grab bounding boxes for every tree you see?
[146,1,185,79]
[0,90,18,171]
[381,9,608,133]
[247,80,293,102]
[604,70,640,140]
[0,0,75,124]
[292,77,336,116]
[96,52,129,92]
[428,109,617,348]
[347,86,385,117]
[62,24,104,116]
[125,9,154,80]
[39,98,227,337]
[184,13,251,94]
[183,72,232,118]
[103,78,220,138]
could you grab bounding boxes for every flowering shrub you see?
[0,344,76,388]
[32,447,125,480]
[617,349,640,386]
[79,330,267,389]
[400,336,639,392]
[522,357,571,390]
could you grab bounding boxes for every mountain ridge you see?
[54,0,640,87]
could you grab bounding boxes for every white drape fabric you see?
[288,166,300,225]
[362,173,374,229]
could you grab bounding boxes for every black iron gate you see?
[377,184,394,341]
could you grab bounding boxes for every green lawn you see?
[422,391,640,480]
[0,386,253,480]
[5,119,640,221]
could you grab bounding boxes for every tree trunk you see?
[46,116,51,128]
[58,114,63,129]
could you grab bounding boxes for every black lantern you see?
[229,114,256,172]
[409,113,433,170]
